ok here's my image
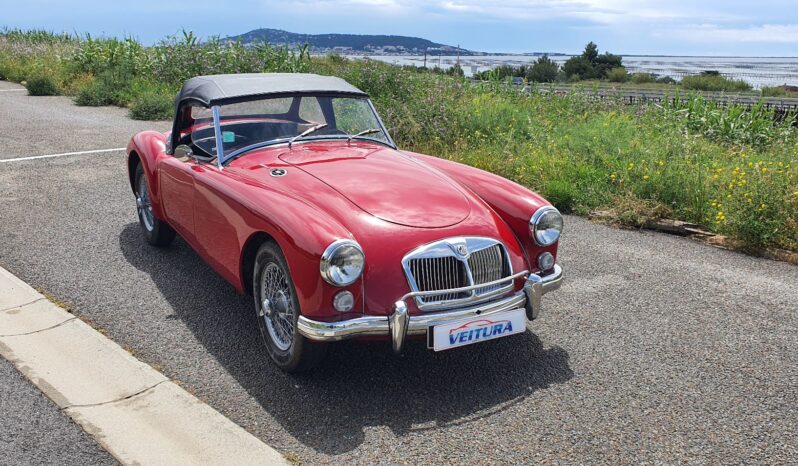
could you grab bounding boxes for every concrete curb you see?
[0,266,288,465]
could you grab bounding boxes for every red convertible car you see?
[127,73,563,371]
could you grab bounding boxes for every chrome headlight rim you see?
[530,206,563,246]
[320,239,365,287]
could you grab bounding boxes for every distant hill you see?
[225,28,478,55]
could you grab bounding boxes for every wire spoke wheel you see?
[136,174,155,232]
[259,262,296,351]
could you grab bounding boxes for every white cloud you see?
[666,24,798,43]
[274,0,746,24]
[264,0,798,50]
[271,0,412,14]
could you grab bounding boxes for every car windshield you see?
[186,95,391,161]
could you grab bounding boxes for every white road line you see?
[0,89,26,92]
[0,147,126,163]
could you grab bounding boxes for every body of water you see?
[361,54,798,89]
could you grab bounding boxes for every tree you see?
[582,41,598,63]
[526,54,559,83]
[563,42,624,81]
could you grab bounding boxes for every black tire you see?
[253,241,327,372]
[134,164,175,247]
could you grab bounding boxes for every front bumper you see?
[297,264,563,353]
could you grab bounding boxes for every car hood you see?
[277,142,471,228]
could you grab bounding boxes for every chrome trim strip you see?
[398,270,527,310]
[224,135,395,163]
[367,98,397,149]
[212,105,225,170]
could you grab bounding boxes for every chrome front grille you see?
[407,256,469,302]
[402,237,513,310]
[468,244,506,294]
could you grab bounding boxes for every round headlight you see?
[530,206,563,246]
[320,239,365,286]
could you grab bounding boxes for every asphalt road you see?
[1,80,797,464]
[0,357,116,465]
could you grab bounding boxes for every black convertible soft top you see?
[177,73,367,106]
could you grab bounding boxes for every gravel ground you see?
[0,358,117,466]
[1,82,796,464]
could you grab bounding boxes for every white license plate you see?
[429,308,527,352]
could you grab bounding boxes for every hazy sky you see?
[4,0,797,56]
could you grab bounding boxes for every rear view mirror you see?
[174,144,193,158]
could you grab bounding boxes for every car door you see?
[190,162,242,286]
[158,157,196,242]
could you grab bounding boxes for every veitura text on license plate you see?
[430,308,527,351]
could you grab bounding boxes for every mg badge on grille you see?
[456,244,468,256]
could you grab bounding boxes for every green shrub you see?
[606,67,629,83]
[74,71,130,106]
[761,86,787,97]
[681,74,752,92]
[562,56,593,80]
[129,93,173,120]
[668,97,794,147]
[656,76,677,85]
[630,72,654,84]
[526,55,559,83]
[25,73,60,95]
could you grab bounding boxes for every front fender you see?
[190,166,363,319]
[127,131,169,221]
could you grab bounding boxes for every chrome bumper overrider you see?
[297,264,563,353]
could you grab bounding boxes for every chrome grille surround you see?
[401,237,513,311]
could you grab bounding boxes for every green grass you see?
[681,74,752,92]
[761,86,798,98]
[1,29,796,253]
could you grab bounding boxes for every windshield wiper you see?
[288,123,328,148]
[348,128,381,143]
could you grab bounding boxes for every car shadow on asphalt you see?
[119,223,574,456]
